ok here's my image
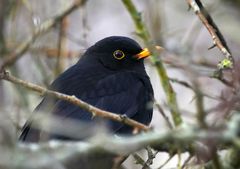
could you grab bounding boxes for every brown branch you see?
[31,47,81,58]
[0,70,150,131]
[186,0,234,64]
[0,0,87,71]
[55,17,69,76]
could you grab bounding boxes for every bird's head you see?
[81,36,151,71]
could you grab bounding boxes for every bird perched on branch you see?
[19,36,153,168]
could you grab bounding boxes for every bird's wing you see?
[52,71,153,134]
[51,71,153,138]
[19,67,153,141]
[19,64,107,141]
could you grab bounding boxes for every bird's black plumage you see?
[19,36,153,142]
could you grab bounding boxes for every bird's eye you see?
[113,50,125,60]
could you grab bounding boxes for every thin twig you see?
[55,17,69,76]
[186,0,234,64]
[157,154,174,169]
[121,0,150,42]
[177,150,182,169]
[132,153,151,169]
[193,81,207,129]
[144,147,157,168]
[112,155,129,169]
[0,70,150,131]
[182,155,193,169]
[0,0,87,71]
[154,100,173,130]
[170,78,193,90]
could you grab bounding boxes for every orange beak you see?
[135,46,163,60]
[135,48,151,60]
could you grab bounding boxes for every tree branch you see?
[0,70,150,131]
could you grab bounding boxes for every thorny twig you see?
[122,0,182,127]
[186,1,236,168]
[187,0,234,168]
[186,0,234,67]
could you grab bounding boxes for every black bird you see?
[19,36,153,142]
[19,36,154,169]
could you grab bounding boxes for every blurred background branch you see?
[0,0,87,70]
[1,113,240,169]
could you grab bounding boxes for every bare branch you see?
[0,70,150,131]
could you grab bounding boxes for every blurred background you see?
[0,0,240,168]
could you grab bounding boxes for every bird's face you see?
[82,36,151,71]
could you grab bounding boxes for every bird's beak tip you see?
[135,48,151,60]
[135,46,164,60]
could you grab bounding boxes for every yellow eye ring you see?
[113,50,125,60]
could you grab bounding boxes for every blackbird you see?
[19,36,154,169]
[19,36,153,142]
